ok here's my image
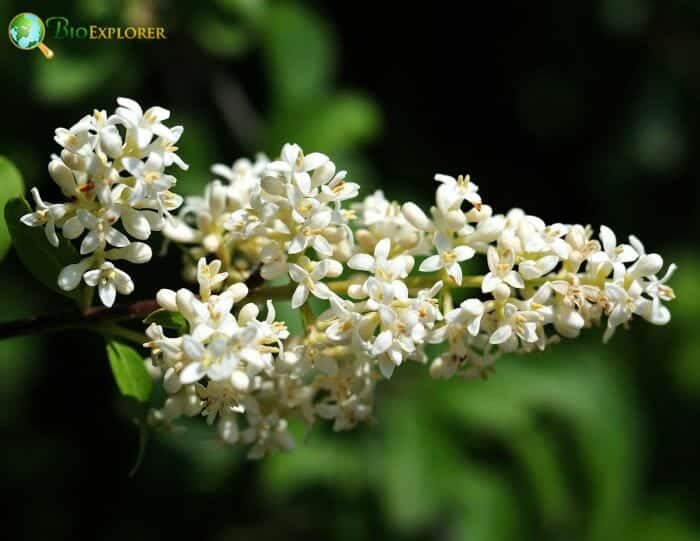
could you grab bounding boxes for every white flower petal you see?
[292,285,309,309]
[347,253,375,272]
[419,255,442,273]
[98,281,117,307]
[372,330,393,355]
[489,325,513,345]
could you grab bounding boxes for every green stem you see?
[80,285,95,314]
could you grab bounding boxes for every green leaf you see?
[106,339,152,403]
[263,94,381,156]
[4,197,81,300]
[262,2,335,107]
[0,157,25,261]
[193,16,251,58]
[33,49,120,103]
[143,309,188,334]
[216,0,266,23]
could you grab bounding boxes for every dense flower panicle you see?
[20,98,187,306]
[144,141,677,458]
[18,104,677,457]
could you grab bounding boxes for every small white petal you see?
[179,362,206,384]
[419,255,442,273]
[372,330,393,355]
[374,238,391,260]
[98,281,117,307]
[489,325,513,345]
[292,285,309,309]
[58,262,88,291]
[347,253,375,272]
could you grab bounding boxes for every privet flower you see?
[21,97,187,306]
[19,105,676,458]
[143,141,677,458]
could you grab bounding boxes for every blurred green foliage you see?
[0,0,698,539]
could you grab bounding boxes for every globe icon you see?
[8,12,44,50]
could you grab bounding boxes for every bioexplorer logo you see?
[8,12,167,59]
[8,12,54,59]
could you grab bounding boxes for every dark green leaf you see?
[0,157,25,260]
[4,197,81,300]
[33,49,120,103]
[262,2,335,107]
[143,309,188,334]
[193,16,251,58]
[264,94,381,155]
[106,339,152,403]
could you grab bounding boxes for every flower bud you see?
[238,302,260,325]
[218,415,239,444]
[228,282,249,303]
[155,289,178,311]
[631,254,663,278]
[231,370,250,392]
[49,159,76,197]
[446,209,466,231]
[402,202,433,231]
[325,259,343,278]
[163,367,182,394]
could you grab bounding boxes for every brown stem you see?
[0,300,159,340]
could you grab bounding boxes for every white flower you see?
[589,225,638,275]
[122,152,176,205]
[53,116,94,156]
[83,262,134,307]
[418,232,474,285]
[434,173,482,212]
[196,257,228,299]
[287,206,333,256]
[518,254,559,280]
[265,143,329,195]
[445,298,485,338]
[603,282,641,343]
[319,172,359,203]
[288,260,335,308]
[181,334,238,384]
[482,247,524,297]
[146,125,188,170]
[57,257,94,292]
[115,97,173,148]
[20,188,67,247]
[348,238,413,284]
[73,209,130,255]
[489,303,540,351]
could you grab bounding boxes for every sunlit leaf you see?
[143,309,188,334]
[193,16,251,58]
[33,49,121,103]
[262,2,334,107]
[0,157,25,260]
[106,339,151,403]
[264,94,381,155]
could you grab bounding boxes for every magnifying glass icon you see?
[8,12,54,59]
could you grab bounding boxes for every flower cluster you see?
[145,258,298,458]
[149,142,676,457]
[164,143,355,286]
[20,98,187,306]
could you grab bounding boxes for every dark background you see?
[1,1,699,540]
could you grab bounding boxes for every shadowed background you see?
[0,0,698,539]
